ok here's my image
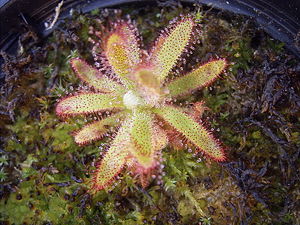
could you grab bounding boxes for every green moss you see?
[0,179,71,224]
[90,8,100,16]
[252,130,262,139]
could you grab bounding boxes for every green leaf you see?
[71,58,126,94]
[130,111,168,170]
[154,105,225,161]
[104,21,140,89]
[91,118,132,191]
[151,17,194,82]
[73,112,125,145]
[166,59,227,98]
[56,93,124,117]
[130,111,154,168]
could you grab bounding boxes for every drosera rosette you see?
[55,14,227,192]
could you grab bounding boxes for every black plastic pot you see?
[0,0,299,57]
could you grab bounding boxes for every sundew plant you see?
[56,15,227,191]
